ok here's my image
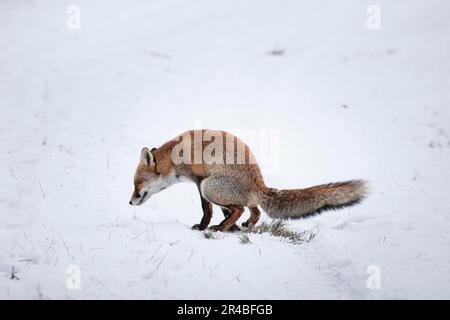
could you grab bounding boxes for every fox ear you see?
[140,147,155,166]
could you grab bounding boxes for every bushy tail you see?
[259,180,368,219]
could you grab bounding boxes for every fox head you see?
[129,147,165,206]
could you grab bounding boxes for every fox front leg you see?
[191,196,213,231]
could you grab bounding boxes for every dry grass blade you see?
[239,234,251,244]
[203,230,217,240]
[249,220,317,244]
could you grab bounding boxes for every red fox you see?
[129,130,368,232]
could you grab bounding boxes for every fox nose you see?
[129,201,132,205]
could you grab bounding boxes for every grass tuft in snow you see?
[248,220,317,244]
[203,230,218,240]
[239,234,251,244]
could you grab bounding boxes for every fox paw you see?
[241,221,254,228]
[208,224,241,232]
[191,224,207,231]
[228,224,241,232]
[208,225,225,232]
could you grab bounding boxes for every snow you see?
[1,0,450,299]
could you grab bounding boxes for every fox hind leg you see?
[200,176,246,231]
[209,205,244,232]
[221,207,241,232]
[242,206,260,228]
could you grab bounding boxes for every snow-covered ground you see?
[1,0,450,299]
